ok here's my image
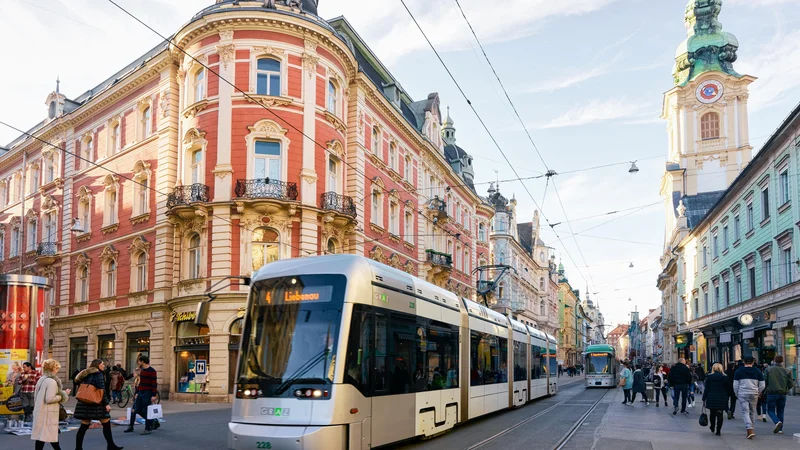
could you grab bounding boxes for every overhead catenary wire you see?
[399,0,594,289]
[102,0,467,250]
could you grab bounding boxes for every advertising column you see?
[0,281,48,415]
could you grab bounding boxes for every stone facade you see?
[2,1,494,400]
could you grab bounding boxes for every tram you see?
[216,255,559,450]
[584,344,617,388]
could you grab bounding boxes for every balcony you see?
[424,196,449,225]
[167,184,210,208]
[424,249,453,285]
[320,192,356,218]
[234,178,299,215]
[167,184,210,220]
[36,242,59,265]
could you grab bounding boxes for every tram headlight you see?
[236,384,260,399]
[312,389,322,398]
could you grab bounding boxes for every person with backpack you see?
[653,365,668,407]
[765,355,793,434]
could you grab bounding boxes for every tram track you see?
[551,388,613,450]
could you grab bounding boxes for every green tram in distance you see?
[584,344,617,388]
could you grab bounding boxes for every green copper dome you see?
[672,0,742,86]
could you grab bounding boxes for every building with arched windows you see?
[0,0,495,400]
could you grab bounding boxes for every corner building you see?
[1,0,493,401]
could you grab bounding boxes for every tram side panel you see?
[466,315,510,420]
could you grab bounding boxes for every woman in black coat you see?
[630,365,649,405]
[702,363,733,436]
[74,359,123,450]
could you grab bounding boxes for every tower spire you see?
[673,0,741,86]
[56,75,60,94]
[442,106,456,145]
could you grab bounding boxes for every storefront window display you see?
[783,328,797,382]
[69,337,88,377]
[126,331,150,373]
[98,334,115,366]
[175,321,210,393]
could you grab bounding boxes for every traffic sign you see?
[195,359,207,376]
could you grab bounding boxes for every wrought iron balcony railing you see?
[235,178,298,201]
[36,242,58,256]
[426,250,452,268]
[320,191,356,217]
[167,184,210,208]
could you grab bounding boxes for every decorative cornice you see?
[130,213,150,226]
[101,223,120,235]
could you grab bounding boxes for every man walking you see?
[667,358,692,415]
[696,363,706,394]
[765,355,793,434]
[17,361,39,422]
[124,355,158,435]
[733,356,765,439]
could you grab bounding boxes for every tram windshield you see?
[586,352,613,374]
[237,274,345,398]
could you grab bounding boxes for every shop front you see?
[695,333,707,371]
[674,333,692,361]
[775,301,800,392]
[171,311,210,395]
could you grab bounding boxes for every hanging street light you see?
[629,161,639,174]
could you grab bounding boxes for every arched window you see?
[44,154,55,184]
[104,186,117,226]
[701,112,720,140]
[478,223,486,241]
[327,238,338,255]
[83,136,93,166]
[327,157,339,193]
[498,282,505,300]
[404,155,412,182]
[371,189,383,226]
[141,106,152,138]
[104,260,117,297]
[251,227,279,271]
[498,252,505,265]
[327,80,337,114]
[188,233,201,279]
[77,266,88,303]
[10,224,20,257]
[26,217,37,252]
[136,253,147,292]
[256,58,281,96]
[132,162,151,217]
[194,69,206,102]
[371,127,381,156]
[190,149,203,185]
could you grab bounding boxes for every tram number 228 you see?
[256,443,272,449]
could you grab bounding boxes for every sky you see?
[2,0,800,328]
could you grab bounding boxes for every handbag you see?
[58,404,68,421]
[699,403,708,427]
[76,382,104,405]
[5,393,23,413]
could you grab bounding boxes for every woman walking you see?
[31,359,69,450]
[653,365,669,407]
[620,363,633,405]
[725,363,738,419]
[631,364,649,406]
[703,363,733,436]
[74,359,123,450]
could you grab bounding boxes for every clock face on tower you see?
[696,80,724,104]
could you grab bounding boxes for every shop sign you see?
[170,311,197,323]
[773,321,789,329]
[720,332,732,343]
[675,334,690,348]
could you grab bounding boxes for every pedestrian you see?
[725,363,737,420]
[558,364,563,377]
[74,359,123,450]
[733,355,765,440]
[31,358,70,450]
[631,364,649,406]
[696,363,706,394]
[110,366,124,404]
[702,363,733,436]
[765,355,793,435]
[125,355,159,435]
[688,365,699,408]
[667,357,692,415]
[17,361,39,422]
[620,362,633,405]
[756,362,768,423]
[653,365,669,407]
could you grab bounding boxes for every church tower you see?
[661,0,756,243]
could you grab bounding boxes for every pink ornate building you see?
[1,0,493,400]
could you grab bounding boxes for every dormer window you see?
[48,102,56,119]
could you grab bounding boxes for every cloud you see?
[321,0,621,64]
[537,98,653,129]
[737,29,800,111]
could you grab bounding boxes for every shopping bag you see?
[5,393,23,413]
[147,404,163,420]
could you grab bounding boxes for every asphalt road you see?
[1,377,599,450]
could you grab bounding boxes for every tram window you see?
[421,319,459,390]
[470,331,508,386]
[375,310,416,395]
[513,341,527,382]
[344,304,372,396]
[531,345,543,379]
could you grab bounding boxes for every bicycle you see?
[116,383,134,408]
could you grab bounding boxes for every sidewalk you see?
[61,395,230,416]
[593,388,800,449]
